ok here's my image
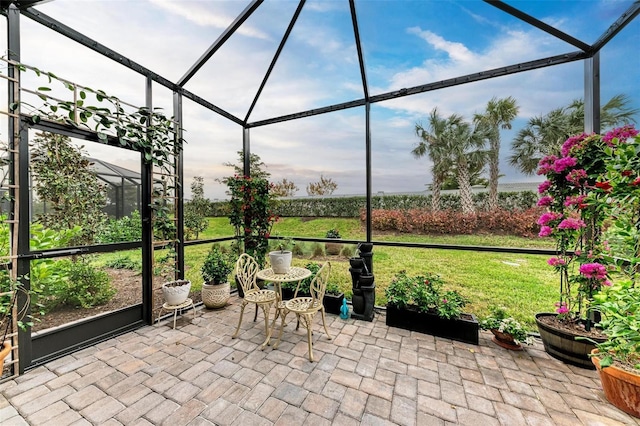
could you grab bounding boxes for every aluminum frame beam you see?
[248,50,587,128]
[484,0,591,52]
[591,1,640,53]
[178,0,263,87]
[349,0,369,101]
[20,6,245,126]
[244,0,305,123]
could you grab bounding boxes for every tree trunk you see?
[488,138,500,210]
[457,162,475,214]
[431,176,442,211]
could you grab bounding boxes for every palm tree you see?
[474,97,519,210]
[413,109,451,211]
[509,94,638,175]
[445,114,488,214]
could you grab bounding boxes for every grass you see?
[99,216,558,330]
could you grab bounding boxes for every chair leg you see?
[260,303,271,339]
[320,307,332,340]
[304,314,314,362]
[274,310,290,350]
[232,301,248,339]
[253,304,259,322]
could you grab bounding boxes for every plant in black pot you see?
[323,281,345,315]
[385,270,478,344]
[324,229,342,256]
[201,245,234,309]
[281,261,315,300]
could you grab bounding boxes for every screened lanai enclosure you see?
[0,0,638,378]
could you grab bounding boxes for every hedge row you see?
[363,207,543,237]
[209,191,538,218]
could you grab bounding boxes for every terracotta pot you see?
[0,341,11,372]
[490,329,523,351]
[202,281,230,309]
[591,349,640,418]
[324,241,342,255]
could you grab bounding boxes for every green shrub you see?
[311,243,324,257]
[63,257,116,308]
[340,245,355,258]
[96,210,142,243]
[292,243,305,256]
[104,255,142,271]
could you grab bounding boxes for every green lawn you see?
[188,217,557,329]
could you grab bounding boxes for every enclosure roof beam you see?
[21,6,245,126]
[0,0,52,10]
[244,0,305,124]
[178,0,263,87]
[349,0,369,101]
[590,2,640,54]
[248,50,587,128]
[484,0,591,53]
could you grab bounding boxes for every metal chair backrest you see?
[309,262,331,304]
[235,253,260,295]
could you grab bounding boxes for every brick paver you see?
[1,296,639,426]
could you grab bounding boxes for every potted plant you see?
[157,250,191,306]
[533,129,636,367]
[324,229,342,255]
[385,270,478,344]
[268,236,294,274]
[480,306,533,351]
[588,281,640,418]
[201,245,234,309]
[323,281,344,315]
[281,260,314,300]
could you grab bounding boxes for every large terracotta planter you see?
[0,341,11,372]
[535,312,606,369]
[386,305,478,345]
[202,281,230,309]
[591,349,640,418]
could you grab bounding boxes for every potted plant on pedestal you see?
[385,270,478,344]
[480,306,533,351]
[324,229,342,255]
[201,245,234,309]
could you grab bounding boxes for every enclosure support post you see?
[365,102,372,242]
[584,52,600,134]
[243,127,251,177]
[173,91,185,280]
[141,77,154,324]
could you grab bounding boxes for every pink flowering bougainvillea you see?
[536,126,640,327]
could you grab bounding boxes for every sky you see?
[1,0,638,200]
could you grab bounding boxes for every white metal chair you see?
[232,254,277,339]
[274,262,332,361]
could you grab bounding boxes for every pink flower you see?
[538,212,562,226]
[579,263,607,279]
[555,302,569,315]
[538,226,553,237]
[557,218,586,230]
[553,156,577,173]
[561,133,590,156]
[547,257,566,267]
[537,155,558,175]
[566,169,587,186]
[603,280,612,287]
[537,196,553,207]
[537,180,552,194]
[603,124,638,145]
[564,194,587,207]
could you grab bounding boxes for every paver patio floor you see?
[1,295,639,425]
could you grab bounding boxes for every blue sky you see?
[2,0,638,199]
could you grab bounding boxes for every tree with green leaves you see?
[306,175,338,196]
[413,108,452,211]
[30,132,107,245]
[474,96,519,210]
[184,176,209,240]
[509,94,638,175]
[218,151,270,185]
[272,178,299,197]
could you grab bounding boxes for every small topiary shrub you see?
[340,245,355,258]
[311,242,324,258]
[64,257,116,308]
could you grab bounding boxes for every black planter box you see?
[386,305,479,345]
[323,293,345,315]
